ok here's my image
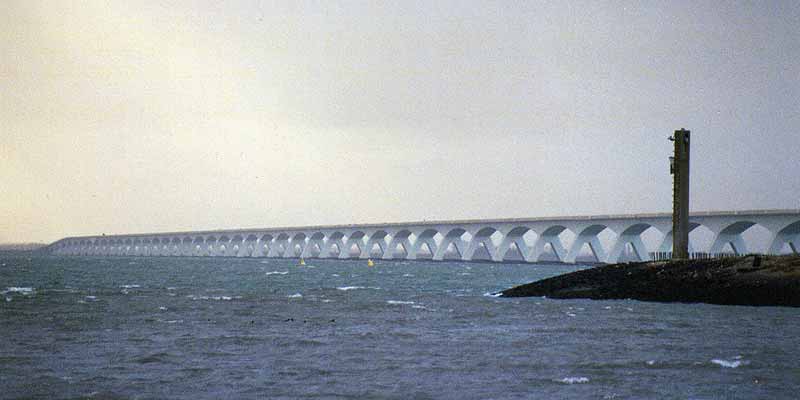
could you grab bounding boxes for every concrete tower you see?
[670,129,691,259]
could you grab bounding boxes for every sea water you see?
[1,256,798,399]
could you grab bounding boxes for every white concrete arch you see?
[606,223,654,263]
[385,229,413,260]
[321,232,345,258]
[191,236,208,257]
[241,234,259,257]
[132,239,142,256]
[768,220,800,254]
[258,234,274,257]
[342,231,366,259]
[215,236,231,257]
[301,232,326,258]
[269,234,290,258]
[286,233,307,258]
[410,228,439,260]
[530,225,569,262]
[203,236,217,257]
[657,222,703,253]
[434,228,469,261]
[463,227,501,262]
[708,220,758,255]
[363,230,389,259]
[565,224,609,263]
[226,235,243,257]
[497,226,535,262]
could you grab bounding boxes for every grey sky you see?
[2,1,799,243]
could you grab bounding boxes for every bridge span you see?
[47,209,800,264]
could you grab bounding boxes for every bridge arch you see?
[409,229,440,260]
[322,232,346,258]
[364,230,389,259]
[341,231,366,259]
[565,224,609,263]
[434,228,469,260]
[768,220,800,254]
[288,233,307,258]
[301,232,326,258]
[241,234,259,257]
[463,227,500,261]
[270,233,290,257]
[606,223,657,263]
[530,225,569,262]
[259,234,274,257]
[386,229,413,259]
[203,236,217,256]
[709,220,760,255]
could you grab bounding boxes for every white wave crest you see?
[337,286,365,291]
[711,358,748,368]
[3,287,34,295]
[336,286,380,291]
[187,295,239,301]
[387,300,415,305]
[288,293,303,298]
[265,271,289,276]
[483,292,502,298]
[120,284,141,289]
[559,377,589,384]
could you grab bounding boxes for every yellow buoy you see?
[367,259,375,267]
[299,258,306,266]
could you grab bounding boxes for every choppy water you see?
[1,256,799,399]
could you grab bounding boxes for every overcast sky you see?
[2,1,799,243]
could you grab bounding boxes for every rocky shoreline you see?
[501,255,800,307]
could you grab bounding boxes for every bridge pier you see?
[463,228,501,262]
[409,229,438,260]
[530,227,567,262]
[565,225,607,263]
[384,231,412,260]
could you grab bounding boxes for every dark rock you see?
[500,255,800,307]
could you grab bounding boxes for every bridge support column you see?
[341,238,365,259]
[768,233,799,255]
[320,238,343,259]
[565,235,606,263]
[268,238,287,258]
[658,231,695,254]
[530,235,567,262]
[362,239,386,259]
[496,235,532,262]
[463,235,500,262]
[410,237,438,260]
[710,233,748,255]
[607,235,649,263]
[384,234,412,260]
[183,242,194,257]
[434,238,466,261]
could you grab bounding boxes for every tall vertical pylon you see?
[670,129,691,259]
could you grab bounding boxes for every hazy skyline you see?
[2,1,799,243]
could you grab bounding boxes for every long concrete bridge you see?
[47,209,800,263]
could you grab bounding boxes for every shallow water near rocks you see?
[1,256,799,399]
